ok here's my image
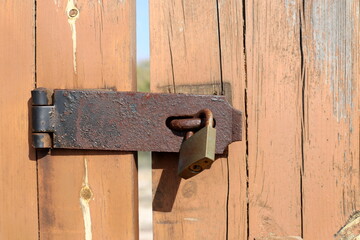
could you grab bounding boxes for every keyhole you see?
[189,164,202,173]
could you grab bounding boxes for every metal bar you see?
[31,88,242,154]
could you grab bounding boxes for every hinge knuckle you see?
[32,106,55,132]
[32,133,52,148]
[31,88,55,149]
[31,88,53,105]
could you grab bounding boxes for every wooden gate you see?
[0,0,358,239]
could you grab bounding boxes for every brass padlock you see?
[178,109,216,179]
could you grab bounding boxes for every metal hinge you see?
[31,88,241,154]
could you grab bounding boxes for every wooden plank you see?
[150,0,229,239]
[150,0,222,93]
[245,0,303,238]
[218,0,247,239]
[36,0,138,239]
[302,1,360,239]
[0,1,38,238]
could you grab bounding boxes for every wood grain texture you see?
[151,0,359,239]
[218,0,247,239]
[150,0,222,93]
[150,0,230,239]
[302,1,360,239]
[0,1,38,239]
[245,0,303,238]
[36,0,138,239]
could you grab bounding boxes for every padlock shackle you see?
[183,109,214,140]
[195,109,214,128]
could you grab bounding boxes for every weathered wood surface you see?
[246,0,303,238]
[302,1,360,239]
[150,0,247,239]
[36,0,138,239]
[151,0,359,239]
[150,0,225,239]
[218,0,248,239]
[0,0,359,239]
[0,1,38,239]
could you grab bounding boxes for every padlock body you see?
[178,125,216,179]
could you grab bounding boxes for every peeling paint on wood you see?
[310,0,355,121]
[284,0,298,27]
[80,158,93,240]
[66,0,79,73]
[302,1,359,239]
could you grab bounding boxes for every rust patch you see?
[31,88,242,154]
[32,133,52,148]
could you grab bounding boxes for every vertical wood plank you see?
[302,1,360,239]
[37,0,138,239]
[150,0,222,93]
[0,1,38,238]
[150,0,229,239]
[246,0,303,238]
[218,0,248,239]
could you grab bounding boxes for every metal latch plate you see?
[31,88,241,154]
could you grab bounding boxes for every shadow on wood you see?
[152,152,227,212]
[27,98,37,161]
[152,152,181,212]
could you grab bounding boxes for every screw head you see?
[68,8,79,18]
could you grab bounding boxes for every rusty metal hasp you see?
[31,88,241,154]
